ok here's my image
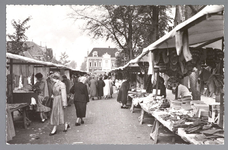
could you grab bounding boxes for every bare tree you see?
[68,5,172,62]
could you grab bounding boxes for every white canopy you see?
[6,52,87,74]
[112,5,224,71]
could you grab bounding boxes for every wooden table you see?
[7,103,31,129]
[13,92,38,104]
[138,103,224,144]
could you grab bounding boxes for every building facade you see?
[86,47,119,73]
[7,41,53,61]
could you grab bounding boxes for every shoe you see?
[49,130,57,136]
[121,106,128,109]
[63,124,70,132]
[41,119,46,123]
[75,123,81,126]
[81,120,84,124]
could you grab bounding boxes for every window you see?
[94,61,97,67]
[89,61,92,67]
[105,60,108,67]
[112,61,115,67]
[93,51,98,57]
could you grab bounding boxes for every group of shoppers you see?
[87,74,114,100]
[33,72,89,136]
[116,75,192,109]
[32,71,192,136]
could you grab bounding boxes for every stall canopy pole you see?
[9,59,13,103]
[155,69,159,97]
[218,37,224,128]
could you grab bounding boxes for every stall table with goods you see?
[128,89,147,113]
[6,103,30,141]
[134,94,224,144]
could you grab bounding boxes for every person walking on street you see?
[62,75,71,106]
[109,76,114,98]
[70,76,89,126]
[97,77,105,100]
[49,72,69,136]
[103,76,111,99]
[117,78,130,109]
[88,76,98,100]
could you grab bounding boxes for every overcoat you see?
[89,79,98,97]
[70,81,89,118]
[70,82,89,103]
[97,79,105,97]
[117,80,129,105]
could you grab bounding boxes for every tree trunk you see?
[128,6,133,60]
[151,6,159,42]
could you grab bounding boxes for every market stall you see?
[6,52,86,141]
[137,97,224,144]
[111,5,224,144]
[139,5,223,144]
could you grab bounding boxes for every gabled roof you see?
[25,41,44,56]
[88,47,118,57]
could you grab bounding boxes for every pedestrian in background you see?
[70,76,89,126]
[97,76,105,100]
[49,72,69,136]
[62,75,71,106]
[109,76,113,98]
[103,76,111,99]
[88,75,98,100]
[117,78,130,109]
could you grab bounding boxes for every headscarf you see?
[79,76,87,84]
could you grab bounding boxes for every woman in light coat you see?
[49,72,69,136]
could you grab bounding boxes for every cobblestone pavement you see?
[7,94,186,145]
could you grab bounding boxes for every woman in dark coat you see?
[117,79,130,109]
[70,76,89,126]
[97,77,105,100]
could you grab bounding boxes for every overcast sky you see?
[6,5,117,69]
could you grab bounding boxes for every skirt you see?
[36,95,51,112]
[50,95,64,125]
[74,102,87,118]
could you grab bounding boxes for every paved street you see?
[7,93,189,145]
[8,94,156,145]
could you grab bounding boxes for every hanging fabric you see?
[162,49,169,64]
[153,50,160,65]
[13,65,21,76]
[175,30,192,62]
[182,30,192,62]
[64,70,70,79]
[148,51,155,85]
[175,31,183,55]
[28,65,34,77]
